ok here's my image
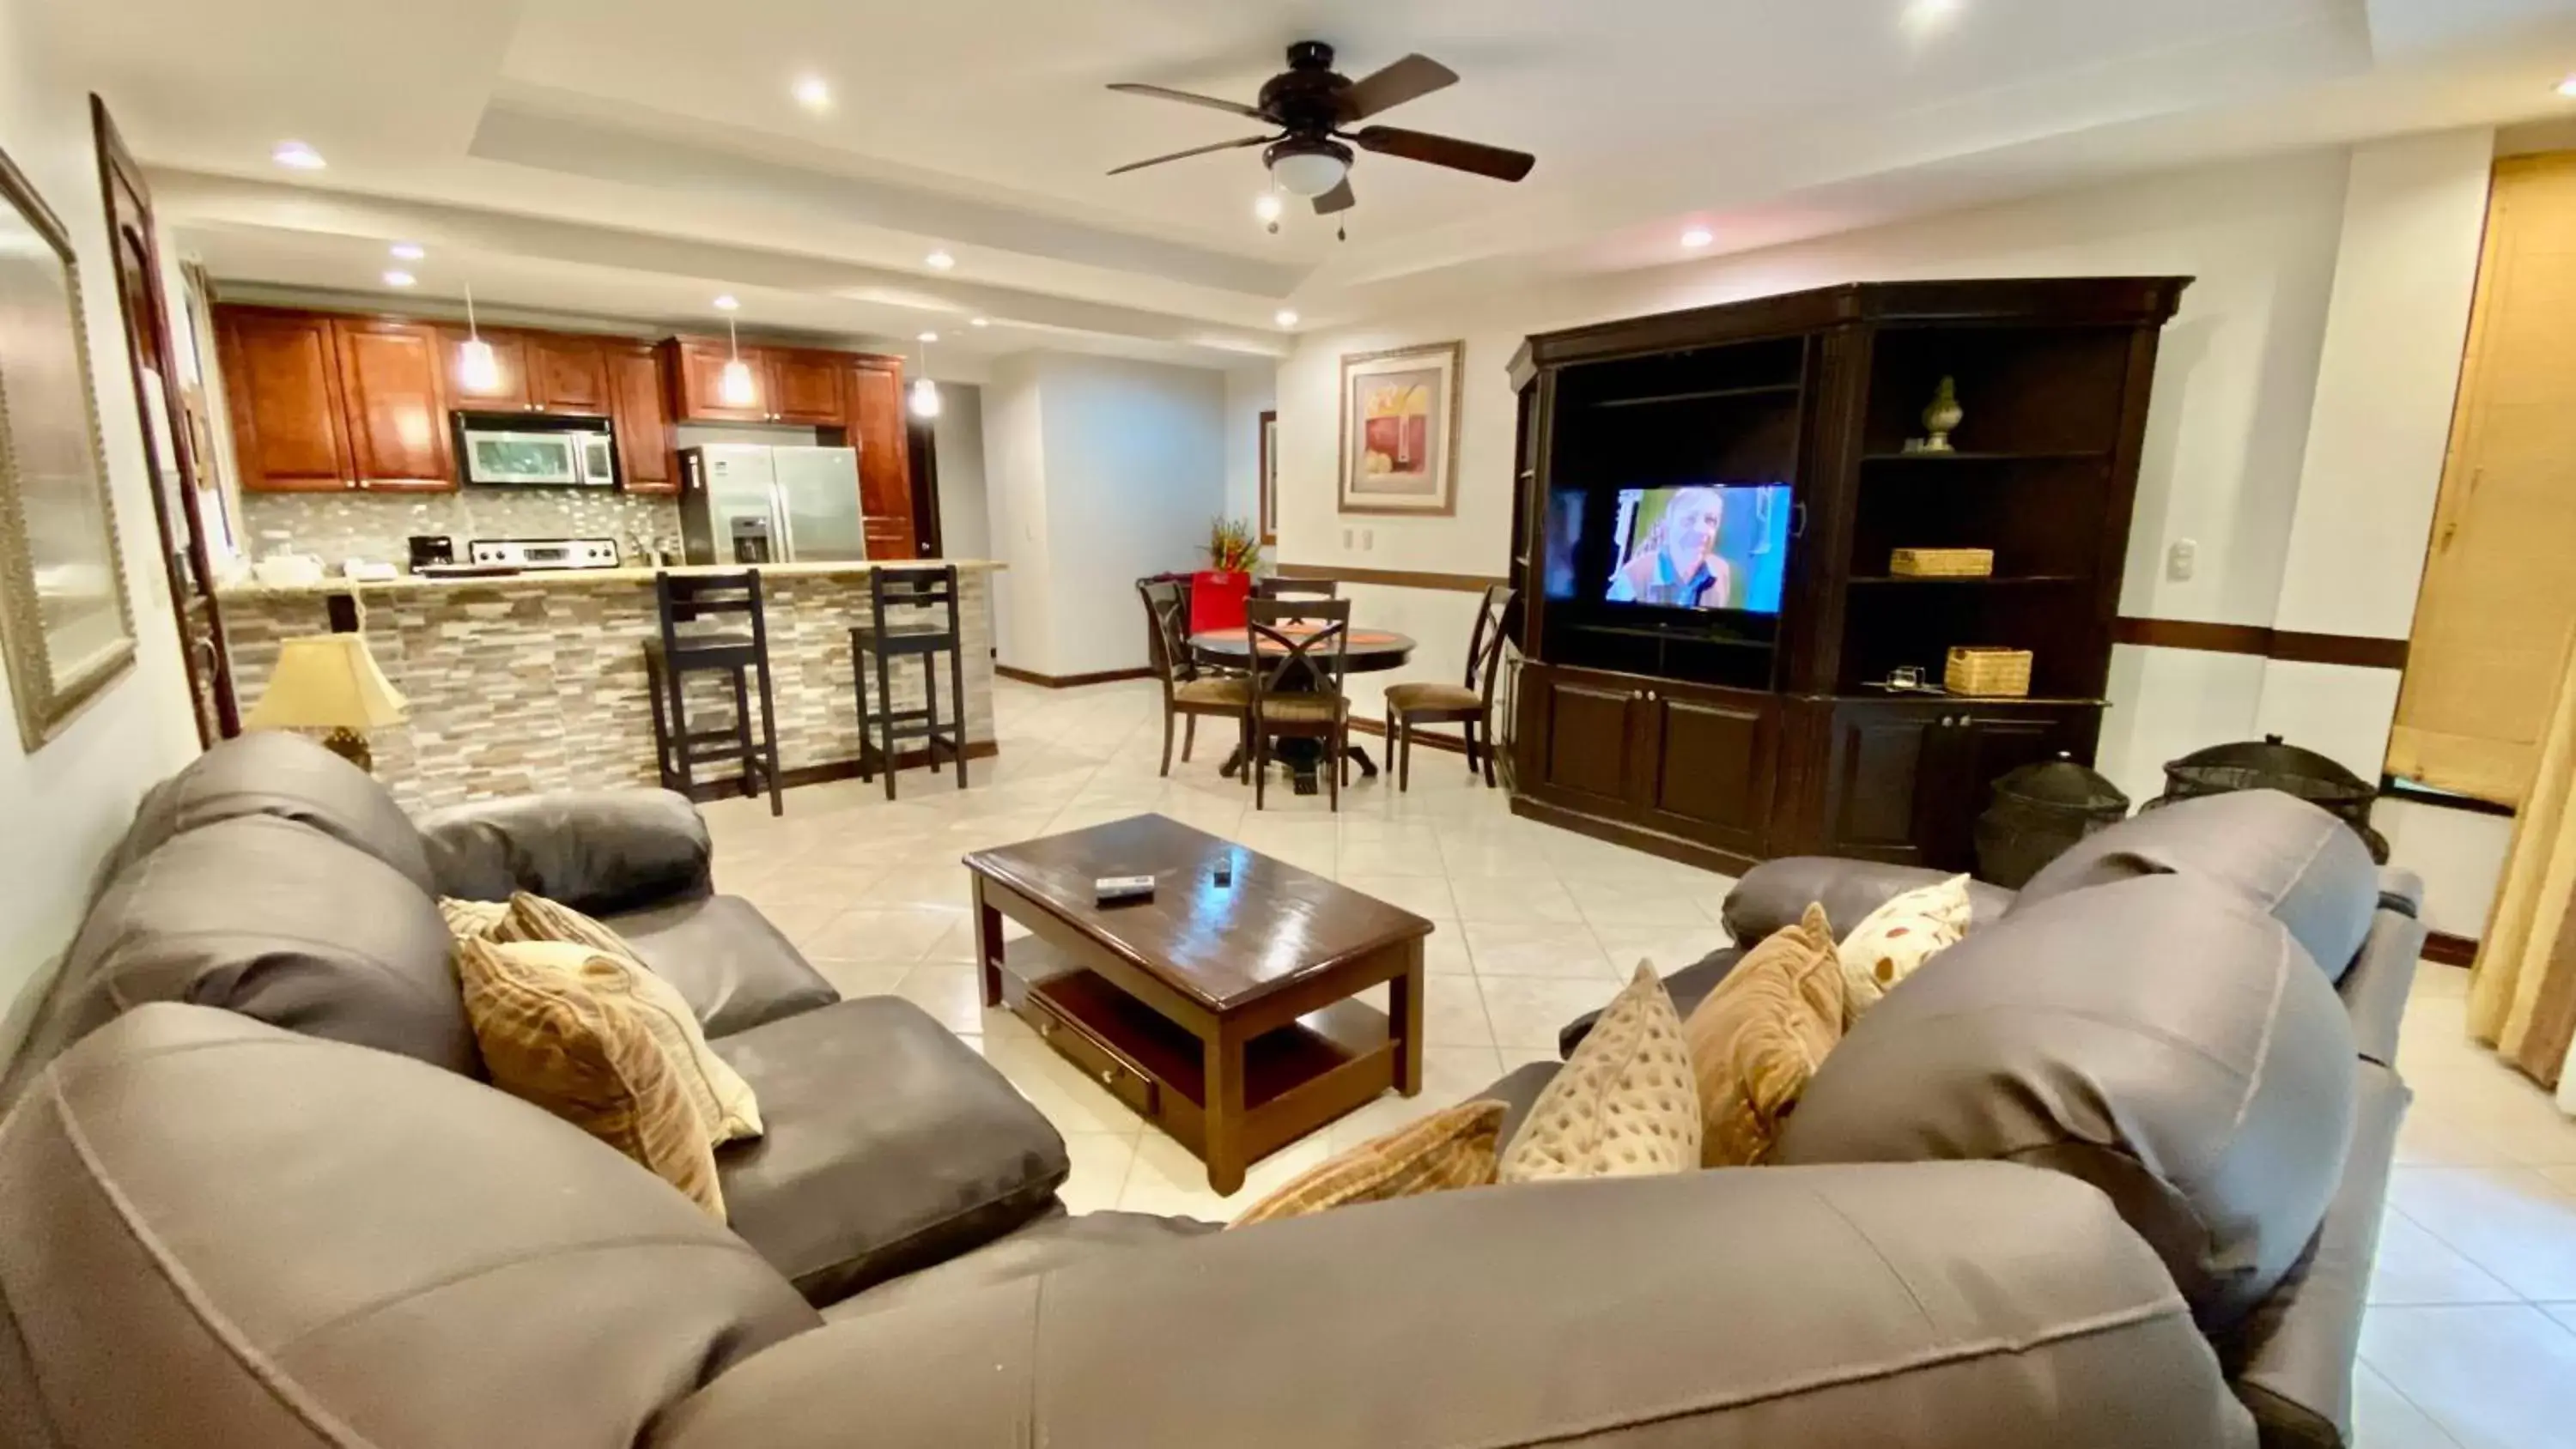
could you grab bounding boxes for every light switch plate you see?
[2166,539,2197,582]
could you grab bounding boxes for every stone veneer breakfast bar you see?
[218,561,1001,811]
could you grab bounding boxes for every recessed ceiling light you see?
[271,141,326,171]
[389,242,425,262]
[713,294,740,311]
[1902,0,1961,33]
[1680,227,1715,249]
[1274,308,1300,327]
[969,317,991,328]
[383,270,416,288]
[918,330,940,343]
[925,250,956,271]
[792,75,833,112]
[2558,75,2576,98]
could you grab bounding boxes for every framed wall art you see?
[0,138,135,749]
[1338,340,1462,517]
[1258,407,1278,544]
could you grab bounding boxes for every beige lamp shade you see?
[246,634,409,731]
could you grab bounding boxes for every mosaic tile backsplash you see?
[241,490,684,570]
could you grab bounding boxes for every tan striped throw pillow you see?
[493,893,762,1143]
[1229,1100,1507,1228]
[454,937,726,1221]
[438,897,510,939]
[1683,903,1844,1168]
[1498,964,1701,1183]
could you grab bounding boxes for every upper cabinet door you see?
[331,318,453,490]
[216,306,353,492]
[438,327,531,409]
[529,334,610,414]
[847,361,916,557]
[665,338,769,423]
[768,349,846,425]
[605,344,674,493]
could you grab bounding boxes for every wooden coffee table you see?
[963,814,1432,1193]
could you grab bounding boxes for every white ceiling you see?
[49,0,2576,364]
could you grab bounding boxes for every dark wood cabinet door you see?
[848,362,917,557]
[529,335,610,413]
[605,345,673,492]
[666,339,768,422]
[1912,709,2098,872]
[1822,701,2101,870]
[1535,671,1641,814]
[1634,685,1775,856]
[331,318,452,490]
[438,327,530,410]
[216,307,352,491]
[769,349,846,425]
[1822,702,1946,866]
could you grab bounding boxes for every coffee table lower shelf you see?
[998,937,1397,1182]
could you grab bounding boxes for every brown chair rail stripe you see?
[2112,617,2410,671]
[1273,563,1510,595]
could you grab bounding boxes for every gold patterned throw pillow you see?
[438,897,510,940]
[1683,904,1844,1167]
[1838,874,1974,1017]
[454,937,726,1220]
[1229,1100,1507,1228]
[1498,963,1701,1183]
[483,895,762,1143]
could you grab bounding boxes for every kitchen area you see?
[210,301,999,809]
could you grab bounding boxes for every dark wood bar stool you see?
[851,564,968,799]
[644,570,782,816]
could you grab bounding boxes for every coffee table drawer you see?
[1026,990,1159,1117]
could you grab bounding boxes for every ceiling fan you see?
[1105,41,1535,217]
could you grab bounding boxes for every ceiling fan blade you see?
[1337,53,1460,122]
[1107,135,1274,177]
[1106,82,1267,121]
[1313,177,1357,215]
[1350,125,1535,182]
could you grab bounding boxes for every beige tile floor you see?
[702,677,2576,1449]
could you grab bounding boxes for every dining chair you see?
[1254,577,1340,603]
[1244,597,1352,811]
[1383,584,1517,791]
[1138,579,1249,778]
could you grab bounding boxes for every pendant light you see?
[909,330,941,419]
[720,309,757,409]
[457,281,501,394]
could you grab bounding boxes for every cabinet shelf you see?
[1848,573,2087,587]
[1563,621,1776,649]
[1861,449,2110,465]
[1591,382,1801,410]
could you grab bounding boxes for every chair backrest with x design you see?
[1255,577,1340,604]
[1464,583,1519,710]
[1137,579,1195,689]
[1243,597,1351,724]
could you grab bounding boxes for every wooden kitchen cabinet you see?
[437,327,530,410]
[768,349,847,425]
[330,318,452,490]
[528,334,610,414]
[663,337,769,423]
[848,359,916,558]
[216,306,353,492]
[605,343,675,493]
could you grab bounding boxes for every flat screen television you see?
[1601,483,1792,615]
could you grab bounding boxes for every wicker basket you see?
[1946,646,2033,698]
[1891,548,1995,578]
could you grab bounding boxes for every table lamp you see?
[245,634,409,773]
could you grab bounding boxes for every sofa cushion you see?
[111,729,434,895]
[417,788,714,916]
[2013,791,2378,979]
[712,997,1068,1306]
[1683,904,1844,1167]
[606,895,840,1040]
[1722,858,2014,951]
[20,815,475,1087]
[1499,964,1699,1183]
[1773,872,2358,1330]
[828,1210,1221,1321]
[1838,873,1973,1015]
[1230,1100,1505,1228]
[0,1005,817,1449]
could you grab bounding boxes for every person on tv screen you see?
[1608,487,1734,609]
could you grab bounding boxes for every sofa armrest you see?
[1722,857,2015,945]
[415,789,714,914]
[651,1163,2255,1449]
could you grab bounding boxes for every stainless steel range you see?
[468,537,622,571]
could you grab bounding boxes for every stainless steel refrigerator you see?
[677,445,870,564]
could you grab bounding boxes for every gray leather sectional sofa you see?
[0,734,2412,1448]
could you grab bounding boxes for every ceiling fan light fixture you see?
[1254,191,1285,223]
[1267,138,1352,198]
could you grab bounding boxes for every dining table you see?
[1188,624,1419,796]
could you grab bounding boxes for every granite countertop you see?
[216,558,1005,601]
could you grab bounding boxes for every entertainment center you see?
[1504,276,2191,875]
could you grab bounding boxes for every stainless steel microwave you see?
[454,415,617,488]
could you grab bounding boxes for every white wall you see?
[0,1,203,1058]
[981,355,1048,670]
[932,382,991,563]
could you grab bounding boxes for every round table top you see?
[1189,625,1419,674]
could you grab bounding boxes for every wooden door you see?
[768,349,846,425]
[1917,708,2099,873]
[216,306,352,491]
[331,318,452,489]
[1633,684,1775,857]
[605,344,674,492]
[1533,666,1642,815]
[438,327,530,410]
[848,361,917,557]
[528,334,610,413]
[95,97,236,742]
[1821,701,1944,866]
[665,338,768,422]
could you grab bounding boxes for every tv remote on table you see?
[1093,875,1157,905]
